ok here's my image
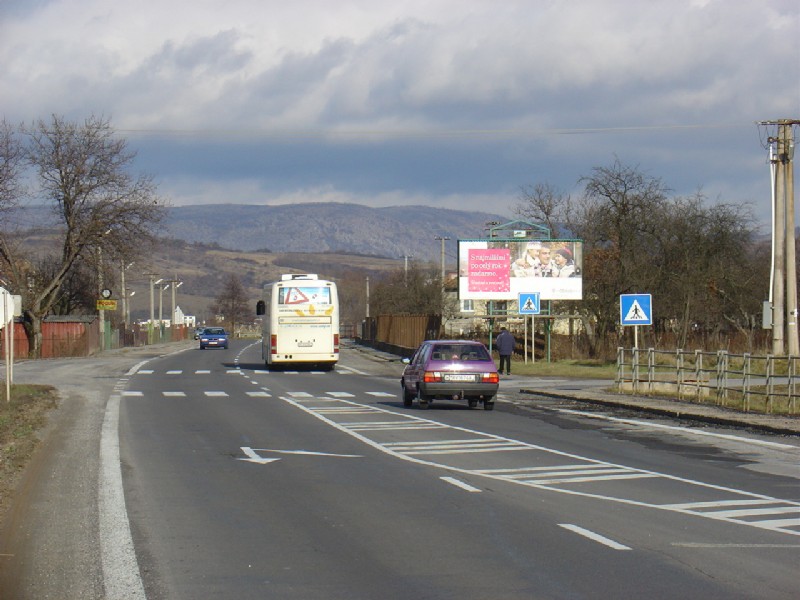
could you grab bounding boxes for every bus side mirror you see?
[256,300,265,316]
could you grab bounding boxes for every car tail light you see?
[270,334,277,355]
[423,371,442,383]
[482,372,500,384]
[334,333,339,354]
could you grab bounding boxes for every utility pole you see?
[434,236,450,286]
[759,119,799,356]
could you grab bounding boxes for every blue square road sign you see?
[620,294,652,326]
[518,292,541,315]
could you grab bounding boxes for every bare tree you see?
[0,119,26,289]
[370,262,443,316]
[513,181,570,237]
[0,115,166,357]
[209,274,251,334]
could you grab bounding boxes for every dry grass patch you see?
[0,384,59,525]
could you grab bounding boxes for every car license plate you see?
[445,373,476,382]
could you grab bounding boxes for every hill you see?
[162,202,509,259]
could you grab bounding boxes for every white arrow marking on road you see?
[252,448,363,458]
[238,447,281,464]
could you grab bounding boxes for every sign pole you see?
[523,314,528,364]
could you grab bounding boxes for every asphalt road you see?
[1,340,798,599]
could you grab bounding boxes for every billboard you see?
[458,239,583,301]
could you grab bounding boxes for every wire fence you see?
[616,347,799,415]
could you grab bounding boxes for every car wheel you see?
[401,381,414,407]
[200,346,206,350]
[483,401,495,411]
[468,399,478,409]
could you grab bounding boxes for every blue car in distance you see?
[199,327,229,350]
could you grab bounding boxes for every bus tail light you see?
[334,333,339,354]
[270,334,277,355]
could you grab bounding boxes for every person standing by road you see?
[495,327,515,376]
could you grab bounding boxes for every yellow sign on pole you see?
[96,299,118,310]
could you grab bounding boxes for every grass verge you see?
[507,358,617,379]
[0,384,59,527]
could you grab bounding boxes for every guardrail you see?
[616,347,799,415]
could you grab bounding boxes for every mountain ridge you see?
[163,202,511,261]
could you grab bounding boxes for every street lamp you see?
[170,280,183,327]
[158,283,170,326]
[121,261,134,328]
[126,291,135,327]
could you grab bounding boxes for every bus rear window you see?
[278,286,332,305]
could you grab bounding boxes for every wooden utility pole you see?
[760,119,799,356]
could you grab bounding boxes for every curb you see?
[518,387,800,437]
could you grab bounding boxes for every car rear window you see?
[205,328,226,335]
[430,344,490,361]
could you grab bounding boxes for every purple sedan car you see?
[401,340,499,410]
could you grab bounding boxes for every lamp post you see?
[148,276,161,344]
[170,280,183,329]
[126,291,135,327]
[121,261,134,329]
[158,283,169,326]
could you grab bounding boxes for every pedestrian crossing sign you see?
[620,294,652,325]
[518,292,540,315]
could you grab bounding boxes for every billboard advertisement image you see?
[458,239,583,301]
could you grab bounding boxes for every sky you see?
[1,0,798,228]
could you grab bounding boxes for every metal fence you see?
[616,347,799,415]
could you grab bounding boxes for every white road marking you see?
[251,448,362,458]
[204,391,228,397]
[246,391,271,397]
[441,477,482,493]
[195,370,211,374]
[166,370,182,375]
[559,524,631,550]
[122,391,143,397]
[162,391,185,397]
[326,391,355,397]
[238,447,280,464]
[555,408,797,449]
[280,394,800,537]
[337,365,367,375]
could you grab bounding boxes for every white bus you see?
[255,274,340,370]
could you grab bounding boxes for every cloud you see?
[0,0,797,226]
